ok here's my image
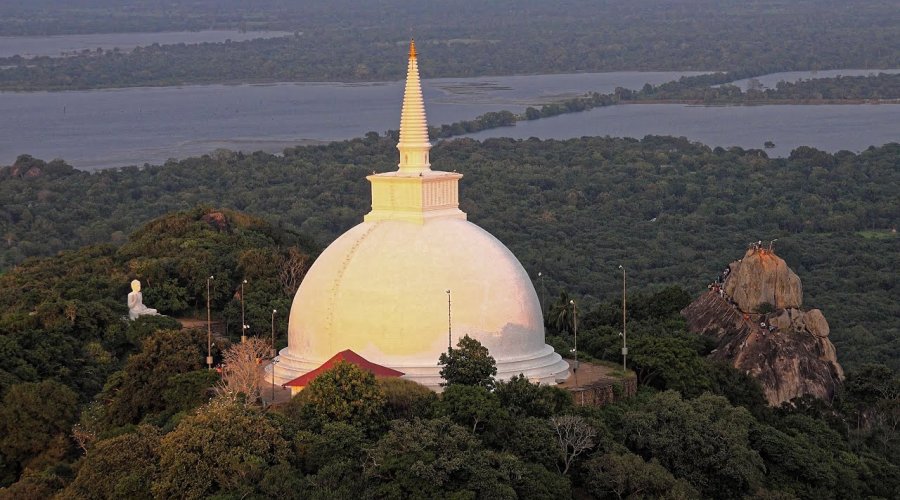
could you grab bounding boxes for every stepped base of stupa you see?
[271,345,570,390]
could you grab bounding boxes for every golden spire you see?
[364,41,465,223]
[397,38,430,172]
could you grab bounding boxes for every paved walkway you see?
[557,359,628,390]
[258,359,293,407]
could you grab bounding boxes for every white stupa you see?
[272,41,569,388]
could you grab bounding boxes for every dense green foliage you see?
[0,206,896,497]
[285,361,388,435]
[2,137,897,372]
[755,73,900,99]
[152,398,290,499]
[629,72,900,103]
[0,207,314,482]
[438,334,498,388]
[0,381,78,476]
[0,1,897,90]
[61,425,161,499]
[0,201,315,341]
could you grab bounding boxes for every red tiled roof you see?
[283,349,405,387]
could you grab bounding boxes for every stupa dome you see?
[272,40,568,388]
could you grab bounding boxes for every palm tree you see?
[548,291,575,334]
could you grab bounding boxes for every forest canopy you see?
[1,137,897,373]
[0,0,897,90]
[0,158,896,496]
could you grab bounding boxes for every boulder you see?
[724,247,802,312]
[803,309,830,338]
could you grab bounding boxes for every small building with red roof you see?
[282,349,405,395]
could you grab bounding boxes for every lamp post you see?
[270,309,277,358]
[270,358,279,405]
[538,272,546,316]
[570,299,578,381]
[206,275,214,370]
[619,265,628,371]
[446,289,452,350]
[240,279,248,343]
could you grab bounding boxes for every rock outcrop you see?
[682,246,844,406]
[724,248,802,312]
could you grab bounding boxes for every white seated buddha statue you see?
[127,279,159,320]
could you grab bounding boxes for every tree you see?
[285,361,386,433]
[0,381,78,472]
[438,384,505,433]
[707,362,768,416]
[842,363,900,431]
[584,452,699,499]
[622,391,764,498]
[102,328,209,427]
[161,370,218,415]
[495,374,573,418]
[513,462,572,499]
[627,335,712,397]
[152,398,290,499]
[750,419,864,498]
[378,377,437,421]
[438,334,497,388]
[364,417,518,498]
[292,422,365,475]
[216,336,270,404]
[646,286,693,319]
[277,247,309,295]
[548,292,575,334]
[550,415,596,475]
[62,425,161,500]
[0,468,67,500]
[492,416,561,471]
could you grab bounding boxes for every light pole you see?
[240,279,248,343]
[446,289,452,350]
[270,358,279,405]
[206,275,214,370]
[619,265,627,371]
[538,272,546,316]
[570,299,578,382]
[271,309,277,358]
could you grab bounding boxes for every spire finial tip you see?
[409,39,417,59]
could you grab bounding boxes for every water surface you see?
[464,103,900,158]
[0,72,706,170]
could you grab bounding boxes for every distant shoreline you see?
[628,98,900,106]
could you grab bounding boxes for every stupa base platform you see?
[270,345,570,391]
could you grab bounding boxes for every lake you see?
[0,70,896,170]
[464,103,900,158]
[0,71,707,170]
[0,30,293,58]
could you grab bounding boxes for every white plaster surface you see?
[274,217,569,387]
